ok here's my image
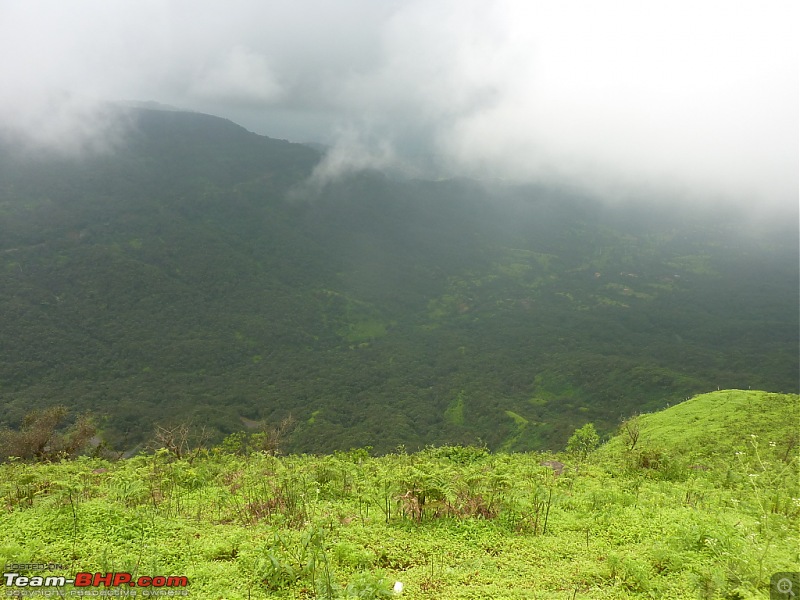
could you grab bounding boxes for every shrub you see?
[566,423,600,461]
[343,571,395,598]
[0,406,96,462]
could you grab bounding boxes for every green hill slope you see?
[601,390,799,463]
[0,108,797,453]
[0,390,797,599]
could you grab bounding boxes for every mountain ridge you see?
[0,108,797,453]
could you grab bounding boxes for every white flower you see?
[393,581,404,594]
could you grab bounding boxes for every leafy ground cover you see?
[0,390,797,598]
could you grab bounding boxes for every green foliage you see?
[0,109,797,455]
[0,406,96,462]
[342,572,395,598]
[443,391,466,427]
[598,390,800,465]
[566,422,600,460]
[257,529,330,592]
[424,443,489,465]
[0,391,798,598]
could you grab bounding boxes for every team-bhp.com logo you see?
[3,572,188,596]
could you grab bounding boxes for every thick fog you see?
[1,0,796,217]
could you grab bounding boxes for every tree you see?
[153,421,211,463]
[566,423,600,461]
[252,415,296,456]
[0,406,96,462]
[621,415,641,451]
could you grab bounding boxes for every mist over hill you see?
[0,108,797,453]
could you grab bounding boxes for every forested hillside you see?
[0,108,797,453]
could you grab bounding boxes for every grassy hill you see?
[0,390,797,599]
[599,390,799,465]
[0,108,797,453]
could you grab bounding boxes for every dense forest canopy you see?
[0,108,797,454]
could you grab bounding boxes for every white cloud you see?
[189,45,283,105]
[0,0,796,213]
[290,126,401,199]
[0,89,128,155]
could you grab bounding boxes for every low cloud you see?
[0,89,129,156]
[308,128,398,185]
[189,45,284,106]
[1,0,796,214]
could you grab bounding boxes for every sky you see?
[1,0,797,216]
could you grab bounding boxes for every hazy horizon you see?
[1,0,797,219]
